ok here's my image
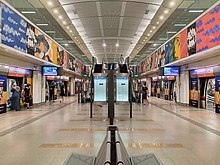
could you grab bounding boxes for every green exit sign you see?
[133,74,140,78]
[83,74,89,77]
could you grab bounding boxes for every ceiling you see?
[5,0,219,65]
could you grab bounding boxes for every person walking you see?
[60,82,65,103]
[24,84,31,109]
[142,84,148,105]
[10,86,20,111]
[49,81,55,102]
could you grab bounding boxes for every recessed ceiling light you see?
[170,1,175,6]
[145,37,148,39]
[103,43,106,47]
[150,30,152,33]
[67,26,69,29]
[116,43,119,47]
[147,34,150,36]
[160,16,164,19]
[153,26,156,29]
[63,21,66,24]
[36,23,48,26]
[75,37,77,39]
[156,22,159,24]
[164,10,169,14]
[53,9,58,14]
[70,30,72,33]
[47,1,52,6]
[65,43,68,46]
[188,10,204,13]
[58,15,63,19]
[21,11,36,14]
[167,31,177,34]
[174,23,186,27]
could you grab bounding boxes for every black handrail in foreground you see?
[94,126,132,165]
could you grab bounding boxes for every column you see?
[32,70,43,104]
[178,69,189,104]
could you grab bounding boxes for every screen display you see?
[94,76,106,102]
[164,67,179,76]
[43,67,58,76]
[116,77,129,102]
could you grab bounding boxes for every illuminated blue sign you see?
[164,67,179,76]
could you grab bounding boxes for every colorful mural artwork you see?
[0,2,85,74]
[1,3,27,52]
[196,4,220,53]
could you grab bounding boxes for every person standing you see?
[142,84,148,105]
[24,84,31,109]
[49,81,55,102]
[60,82,65,104]
[10,86,20,111]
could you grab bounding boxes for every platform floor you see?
[0,96,219,165]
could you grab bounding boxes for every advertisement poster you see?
[180,29,188,59]
[1,3,27,52]
[63,51,69,69]
[35,29,53,63]
[215,76,220,113]
[158,45,166,67]
[151,53,156,70]
[26,22,36,55]
[69,55,76,71]
[0,76,7,113]
[174,34,180,61]
[190,78,199,107]
[165,39,175,64]
[156,81,160,98]
[57,46,64,66]
[164,80,169,100]
[52,42,58,64]
[196,4,220,53]
[116,77,129,101]
[146,56,151,71]
[188,23,196,55]
[94,76,106,102]
[77,61,82,74]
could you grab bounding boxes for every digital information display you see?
[94,76,106,102]
[116,77,129,102]
[164,67,179,76]
[43,67,58,76]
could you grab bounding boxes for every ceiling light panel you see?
[60,0,163,59]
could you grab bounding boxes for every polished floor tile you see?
[0,96,220,165]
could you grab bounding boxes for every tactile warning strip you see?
[59,128,163,132]
[39,143,94,148]
[0,101,76,137]
[152,103,220,136]
[128,143,184,148]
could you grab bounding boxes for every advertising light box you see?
[116,77,129,102]
[43,67,58,76]
[164,67,179,76]
[94,76,106,102]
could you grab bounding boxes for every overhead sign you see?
[116,77,129,102]
[94,76,106,102]
[163,67,179,76]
